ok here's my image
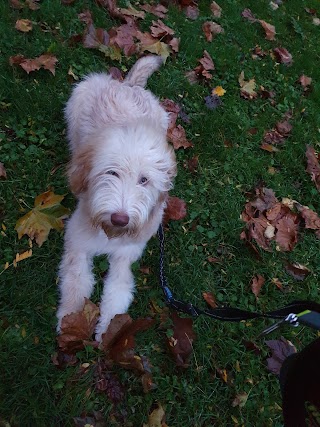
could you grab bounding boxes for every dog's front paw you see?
[95,316,113,342]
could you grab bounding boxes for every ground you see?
[1,0,320,426]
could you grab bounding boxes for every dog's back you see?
[65,56,168,151]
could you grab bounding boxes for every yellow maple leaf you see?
[15,191,70,247]
[212,86,226,97]
[140,41,171,63]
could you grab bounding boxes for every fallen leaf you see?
[232,392,248,408]
[241,8,258,23]
[203,291,218,309]
[140,40,171,62]
[296,204,320,230]
[313,17,320,26]
[57,299,100,354]
[167,311,196,368]
[150,20,174,38]
[26,0,40,10]
[266,336,297,375]
[163,196,187,223]
[202,21,224,42]
[205,94,223,110]
[184,156,199,173]
[13,249,32,267]
[298,75,312,89]
[94,358,125,404]
[140,4,168,19]
[212,86,226,97]
[306,145,320,192]
[109,22,138,56]
[276,120,292,136]
[250,274,265,298]
[118,4,145,19]
[73,411,108,427]
[143,403,167,427]
[273,47,293,65]
[51,350,78,369]
[37,54,58,75]
[167,125,193,150]
[83,24,110,48]
[260,143,280,152]
[184,5,199,20]
[9,53,58,75]
[259,20,276,40]
[15,190,70,246]
[10,0,24,9]
[15,19,33,32]
[100,314,155,374]
[238,71,257,99]
[284,262,311,281]
[210,1,222,18]
[0,163,7,179]
[187,50,215,83]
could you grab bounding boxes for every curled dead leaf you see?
[273,47,293,65]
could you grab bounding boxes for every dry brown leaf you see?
[0,163,7,179]
[202,21,224,42]
[273,47,293,65]
[140,4,168,18]
[250,274,265,298]
[210,1,222,18]
[285,262,311,281]
[167,125,193,150]
[163,196,187,223]
[9,53,58,75]
[109,22,138,56]
[15,19,33,32]
[306,145,320,192]
[241,8,257,23]
[118,4,145,19]
[232,392,248,408]
[143,403,167,427]
[150,20,174,38]
[184,5,199,20]
[167,311,196,368]
[259,20,276,40]
[57,299,100,354]
[203,291,218,309]
[298,75,312,89]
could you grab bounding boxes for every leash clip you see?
[259,313,299,337]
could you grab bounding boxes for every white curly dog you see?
[56,56,176,341]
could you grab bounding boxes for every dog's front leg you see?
[95,246,144,341]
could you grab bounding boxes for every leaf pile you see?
[241,185,320,252]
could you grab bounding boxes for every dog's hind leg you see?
[95,243,145,341]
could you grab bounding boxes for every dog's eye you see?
[139,176,148,185]
[106,170,119,178]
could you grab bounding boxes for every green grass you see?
[1,0,320,425]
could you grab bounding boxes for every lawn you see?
[1,0,320,426]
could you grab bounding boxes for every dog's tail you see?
[124,55,163,88]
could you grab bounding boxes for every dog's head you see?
[67,123,176,238]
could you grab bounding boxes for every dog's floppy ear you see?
[166,146,177,187]
[67,146,93,196]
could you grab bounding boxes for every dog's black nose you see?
[111,213,129,227]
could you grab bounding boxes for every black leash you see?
[157,224,320,331]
